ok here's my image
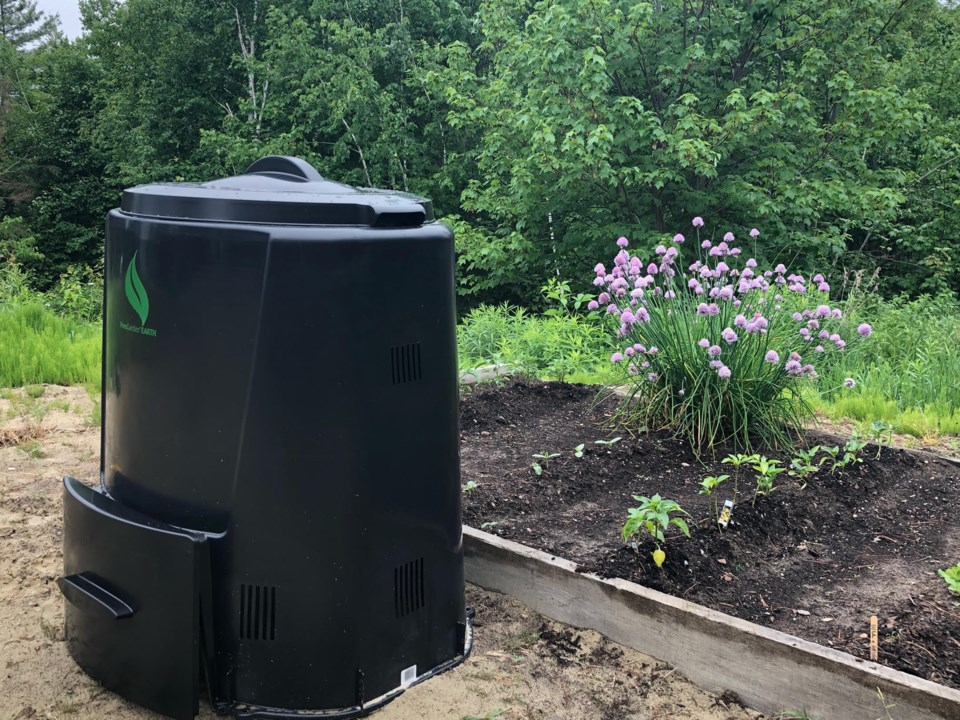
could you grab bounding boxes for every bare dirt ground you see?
[0,385,764,720]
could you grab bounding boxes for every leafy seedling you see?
[722,452,759,501]
[939,563,960,595]
[788,445,822,488]
[594,437,622,446]
[531,451,560,476]
[698,474,728,524]
[622,494,691,568]
[462,481,478,493]
[574,443,585,458]
[750,455,785,503]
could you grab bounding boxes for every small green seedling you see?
[698,474,728,523]
[574,443,585,458]
[622,494,691,568]
[750,455,785,503]
[866,420,893,458]
[594,436,622,446]
[480,521,499,530]
[722,452,759,499]
[788,445,822,488]
[531,451,561,476]
[462,481,478,493]
[939,563,960,595]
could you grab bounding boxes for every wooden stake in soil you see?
[870,615,879,662]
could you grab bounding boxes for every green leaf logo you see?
[124,251,149,327]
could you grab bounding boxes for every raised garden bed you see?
[459,379,960,714]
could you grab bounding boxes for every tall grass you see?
[0,303,101,388]
[458,303,618,382]
[815,293,960,434]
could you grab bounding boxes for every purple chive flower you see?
[722,328,738,344]
[593,276,605,287]
[832,308,842,319]
[792,312,803,322]
[857,323,873,337]
[709,359,724,369]
[595,263,606,274]
[655,244,667,255]
[698,338,710,348]
[785,360,803,376]
[648,346,659,355]
[647,263,658,275]
[617,236,629,248]
[835,339,847,349]
[813,274,824,283]
[717,365,732,379]
[749,228,760,238]
[611,352,623,363]
[702,240,712,249]
[598,292,610,304]
[648,373,659,382]
[673,233,685,243]
[723,232,735,242]
[818,282,830,292]
[775,263,787,274]
[764,350,780,363]
[844,378,856,389]
[636,307,651,322]
[641,361,650,369]
[628,363,638,376]
[732,314,746,328]
[692,216,704,227]
[607,304,618,315]
[587,300,599,310]
[814,304,831,319]
[815,345,825,353]
[708,345,722,357]
[634,343,645,352]
[625,347,635,357]
[746,258,758,269]
[790,351,801,361]
[716,261,729,273]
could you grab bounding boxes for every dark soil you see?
[459,378,960,690]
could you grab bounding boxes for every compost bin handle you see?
[244,155,325,182]
[58,573,135,620]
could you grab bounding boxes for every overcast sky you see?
[35,0,83,40]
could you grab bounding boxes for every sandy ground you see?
[0,385,764,720]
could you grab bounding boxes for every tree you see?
[441,0,955,302]
[0,0,59,48]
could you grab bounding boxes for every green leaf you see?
[124,250,149,327]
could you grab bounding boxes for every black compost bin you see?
[59,156,471,720]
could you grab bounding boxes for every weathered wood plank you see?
[463,526,960,720]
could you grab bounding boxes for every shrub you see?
[589,221,869,451]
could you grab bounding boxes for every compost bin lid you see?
[119,156,433,227]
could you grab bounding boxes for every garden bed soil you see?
[0,385,764,720]
[460,379,960,691]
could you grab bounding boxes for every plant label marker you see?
[870,615,879,661]
[718,499,734,528]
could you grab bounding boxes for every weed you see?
[574,443,585,458]
[463,709,509,720]
[462,481,479,493]
[19,439,43,459]
[24,384,45,399]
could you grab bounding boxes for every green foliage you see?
[819,292,960,413]
[0,302,100,388]
[622,494,691,566]
[750,455,786,503]
[939,563,960,595]
[457,303,616,382]
[442,0,960,299]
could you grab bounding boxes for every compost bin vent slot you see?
[391,343,422,385]
[394,558,425,617]
[239,584,277,640]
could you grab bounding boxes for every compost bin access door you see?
[60,477,210,720]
